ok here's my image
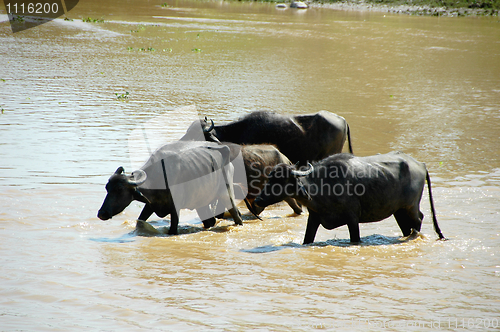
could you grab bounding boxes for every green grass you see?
[82,17,104,23]
[115,92,130,100]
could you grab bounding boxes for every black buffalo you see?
[236,144,302,215]
[254,151,445,244]
[181,111,353,165]
[97,141,243,234]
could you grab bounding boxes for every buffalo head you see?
[97,167,149,220]
[254,163,313,209]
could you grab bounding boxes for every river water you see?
[0,0,499,330]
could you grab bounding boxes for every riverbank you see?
[310,0,499,16]
[261,0,500,16]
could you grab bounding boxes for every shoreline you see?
[274,0,500,16]
[310,1,499,16]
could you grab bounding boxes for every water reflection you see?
[1,0,499,330]
[242,231,427,253]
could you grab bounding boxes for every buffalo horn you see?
[129,169,147,186]
[203,119,215,133]
[291,163,314,177]
[115,166,125,175]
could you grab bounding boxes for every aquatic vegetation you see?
[192,48,202,52]
[115,92,130,100]
[163,48,173,52]
[64,17,73,21]
[131,25,146,33]
[161,2,169,7]
[82,17,104,23]
[132,47,157,52]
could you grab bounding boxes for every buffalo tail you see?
[244,198,263,221]
[347,123,354,154]
[426,170,446,240]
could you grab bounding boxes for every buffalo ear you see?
[133,189,151,205]
[115,167,125,175]
[130,170,147,186]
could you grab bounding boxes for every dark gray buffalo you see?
[254,151,445,244]
[181,110,353,165]
[236,144,302,215]
[97,141,243,234]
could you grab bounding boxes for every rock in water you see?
[290,1,309,9]
[134,220,163,236]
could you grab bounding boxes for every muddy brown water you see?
[1,0,499,330]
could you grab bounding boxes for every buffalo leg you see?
[196,205,217,229]
[137,204,154,222]
[228,207,243,226]
[218,162,243,225]
[347,221,361,243]
[223,178,244,226]
[303,211,321,244]
[168,209,180,235]
[202,217,217,228]
[417,211,424,231]
[285,197,302,215]
[227,191,243,225]
[394,208,422,237]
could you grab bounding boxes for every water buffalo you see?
[236,144,302,215]
[254,151,445,244]
[97,141,243,234]
[181,110,353,165]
